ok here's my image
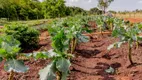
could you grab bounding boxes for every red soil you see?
[0,32,142,80]
[124,18,142,23]
[0,26,3,28]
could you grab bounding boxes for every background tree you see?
[42,0,66,18]
[89,7,103,15]
[0,0,90,20]
[97,0,114,14]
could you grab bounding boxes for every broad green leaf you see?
[39,62,56,80]
[1,42,12,53]
[0,35,20,58]
[4,59,29,73]
[0,35,20,48]
[56,58,71,73]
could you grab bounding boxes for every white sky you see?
[39,0,142,11]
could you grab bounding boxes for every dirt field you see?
[124,18,142,23]
[0,26,3,28]
[0,31,142,80]
[114,13,142,19]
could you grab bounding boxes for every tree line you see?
[0,0,104,20]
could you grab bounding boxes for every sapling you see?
[66,25,90,54]
[0,35,29,80]
[108,26,142,65]
[39,16,90,80]
[39,26,73,80]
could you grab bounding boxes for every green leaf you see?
[48,49,59,58]
[61,72,68,80]
[39,62,56,80]
[56,58,71,73]
[1,42,12,53]
[4,59,29,73]
[0,35,20,58]
[34,52,48,59]
[56,58,71,80]
[77,34,89,43]
[0,57,3,63]
[0,48,7,57]
[1,42,20,55]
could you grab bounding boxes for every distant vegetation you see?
[0,0,103,21]
[111,10,142,18]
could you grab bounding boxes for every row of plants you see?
[38,15,95,80]
[40,15,142,79]
[1,23,39,50]
[0,23,42,80]
[108,21,142,65]
[37,15,142,79]
[1,15,142,80]
[0,34,55,80]
[0,15,92,80]
[37,15,134,79]
[0,34,29,80]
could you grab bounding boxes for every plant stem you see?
[56,71,62,80]
[100,27,103,36]
[71,39,74,54]
[8,70,14,80]
[110,23,113,31]
[136,41,139,49]
[128,41,134,65]
[73,38,77,53]
[71,38,77,54]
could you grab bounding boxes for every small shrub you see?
[4,23,39,50]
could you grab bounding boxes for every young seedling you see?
[0,35,29,80]
[39,29,73,80]
[39,16,90,80]
[108,26,142,65]
[66,25,90,54]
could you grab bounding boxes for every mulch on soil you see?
[0,32,142,80]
